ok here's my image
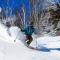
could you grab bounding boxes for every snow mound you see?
[0,23,26,44]
[9,26,26,42]
[37,36,60,49]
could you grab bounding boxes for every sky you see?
[0,0,31,17]
[0,0,30,10]
[0,0,60,15]
[0,0,60,14]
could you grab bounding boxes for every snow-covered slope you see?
[37,36,60,49]
[1,36,60,60]
[0,23,60,60]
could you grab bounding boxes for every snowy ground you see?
[36,36,60,49]
[0,23,60,60]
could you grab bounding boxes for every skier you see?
[21,22,35,46]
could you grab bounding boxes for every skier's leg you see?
[27,35,33,46]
